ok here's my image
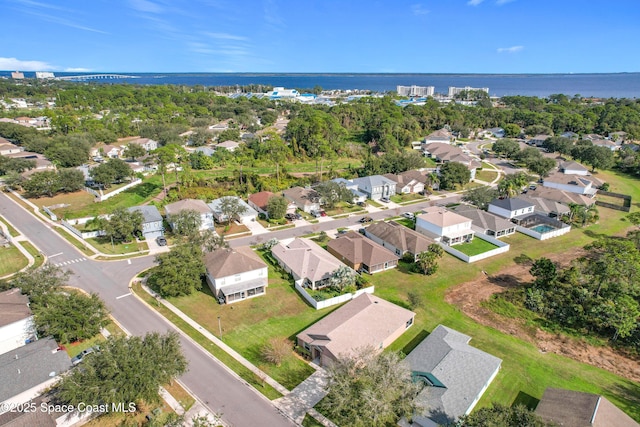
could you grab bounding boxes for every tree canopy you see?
[148,243,206,297]
[438,162,470,190]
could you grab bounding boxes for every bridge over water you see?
[55,74,139,81]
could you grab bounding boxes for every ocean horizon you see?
[3,71,640,99]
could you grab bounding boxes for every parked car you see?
[402,212,415,220]
[320,211,327,217]
[285,213,297,220]
[359,216,373,224]
[156,236,167,246]
[380,197,390,203]
[337,229,348,235]
[356,201,367,207]
[71,346,99,366]
[311,210,322,218]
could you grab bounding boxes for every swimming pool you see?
[531,224,556,233]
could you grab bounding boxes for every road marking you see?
[49,252,63,258]
[116,292,132,300]
[127,259,131,265]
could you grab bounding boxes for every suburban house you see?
[488,127,505,138]
[216,140,240,152]
[561,131,579,140]
[282,187,322,213]
[518,195,571,218]
[330,178,367,203]
[364,221,434,261]
[527,134,551,147]
[327,231,399,274]
[5,150,54,171]
[560,160,589,176]
[351,175,397,201]
[194,146,215,157]
[543,172,598,197]
[100,144,123,158]
[535,388,639,427]
[0,338,71,409]
[528,186,596,207]
[383,170,426,194]
[421,143,480,180]
[591,138,621,151]
[203,247,268,304]
[248,191,275,217]
[271,238,351,290]
[125,137,158,152]
[424,128,453,144]
[208,196,258,224]
[402,325,502,427]
[164,199,214,231]
[296,293,415,367]
[128,205,164,239]
[415,206,475,246]
[0,139,24,155]
[453,204,516,238]
[0,289,36,356]
[488,197,535,221]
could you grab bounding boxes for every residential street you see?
[0,192,295,427]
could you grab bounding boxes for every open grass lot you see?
[0,244,28,276]
[475,168,499,183]
[455,237,499,256]
[215,222,250,236]
[390,193,425,203]
[167,251,334,390]
[86,237,149,255]
[324,202,363,216]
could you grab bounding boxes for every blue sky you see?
[1,0,639,73]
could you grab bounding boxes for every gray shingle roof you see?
[489,197,535,211]
[365,221,433,255]
[351,175,397,189]
[0,288,32,328]
[0,338,71,402]
[128,205,163,224]
[203,247,267,278]
[405,325,502,426]
[453,205,514,234]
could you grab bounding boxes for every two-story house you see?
[351,175,396,201]
[203,247,268,304]
[128,205,164,239]
[488,198,535,222]
[415,206,474,246]
[0,289,36,355]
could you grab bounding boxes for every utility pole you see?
[217,316,222,339]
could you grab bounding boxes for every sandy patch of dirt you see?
[445,248,640,382]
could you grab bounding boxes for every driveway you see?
[274,368,329,425]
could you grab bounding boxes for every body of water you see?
[3,72,640,98]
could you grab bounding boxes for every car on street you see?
[156,236,167,246]
[402,212,415,220]
[359,216,373,224]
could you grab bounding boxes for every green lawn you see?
[475,168,499,182]
[86,237,149,255]
[390,193,424,203]
[0,244,28,276]
[324,202,363,216]
[56,228,96,256]
[0,216,20,237]
[455,238,499,256]
[21,241,44,269]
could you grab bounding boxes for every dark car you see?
[156,236,167,246]
[285,213,297,220]
[356,201,367,207]
[359,216,373,224]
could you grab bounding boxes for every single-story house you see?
[0,338,71,408]
[331,178,367,203]
[560,161,589,176]
[296,293,415,366]
[351,175,397,201]
[0,289,36,356]
[0,141,24,156]
[488,127,505,138]
[216,140,240,152]
[208,196,258,224]
[248,191,275,217]
[5,151,54,170]
[125,137,158,152]
[271,238,351,290]
[543,172,598,197]
[487,198,535,221]
[591,138,621,151]
[164,199,214,231]
[518,195,571,218]
[535,388,639,427]
[561,131,578,140]
[383,170,425,194]
[421,143,480,180]
[528,187,596,207]
[203,247,268,304]
[128,205,164,239]
[424,128,453,144]
[403,325,502,427]
[195,146,215,157]
[364,221,434,261]
[453,204,516,238]
[282,187,322,213]
[415,206,475,246]
[527,134,551,147]
[100,144,123,158]
[327,231,399,274]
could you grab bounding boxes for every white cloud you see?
[467,0,484,5]
[0,57,55,71]
[128,0,163,13]
[497,45,523,53]
[411,4,429,15]
[64,67,92,72]
[205,32,248,41]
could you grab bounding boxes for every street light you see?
[217,316,222,339]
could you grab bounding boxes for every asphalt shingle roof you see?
[489,197,535,212]
[128,205,162,224]
[203,247,267,278]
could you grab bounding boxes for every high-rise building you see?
[396,85,435,97]
[448,86,489,97]
[35,72,55,79]
[10,71,24,79]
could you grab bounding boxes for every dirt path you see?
[445,249,640,383]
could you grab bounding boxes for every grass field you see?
[86,237,149,255]
[475,168,499,183]
[21,241,44,269]
[455,237,499,256]
[0,244,28,276]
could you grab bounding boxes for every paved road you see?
[0,193,294,427]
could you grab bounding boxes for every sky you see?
[1,0,639,73]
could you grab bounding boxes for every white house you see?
[488,198,535,220]
[415,206,474,246]
[351,175,397,201]
[424,128,453,145]
[331,178,368,203]
[125,137,158,152]
[559,161,589,176]
[128,205,164,239]
[208,196,258,224]
[0,289,36,356]
[527,134,551,147]
[542,172,597,197]
[266,87,300,99]
[203,247,268,304]
[164,199,214,231]
[216,140,240,152]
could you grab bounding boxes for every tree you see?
[529,257,557,289]
[262,337,291,366]
[258,131,289,184]
[492,139,521,158]
[314,181,353,209]
[458,403,549,427]
[317,347,421,427]
[415,244,444,275]
[57,168,86,193]
[103,207,143,242]
[170,209,202,236]
[90,158,133,188]
[266,195,288,220]
[194,229,228,252]
[438,162,470,190]
[218,196,248,225]
[124,143,146,161]
[56,332,187,407]
[542,136,573,155]
[328,265,356,292]
[8,264,70,304]
[148,243,205,297]
[527,157,556,178]
[502,124,521,138]
[497,172,531,197]
[462,186,500,210]
[22,170,59,198]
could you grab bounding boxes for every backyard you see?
[0,244,28,276]
[454,237,499,256]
